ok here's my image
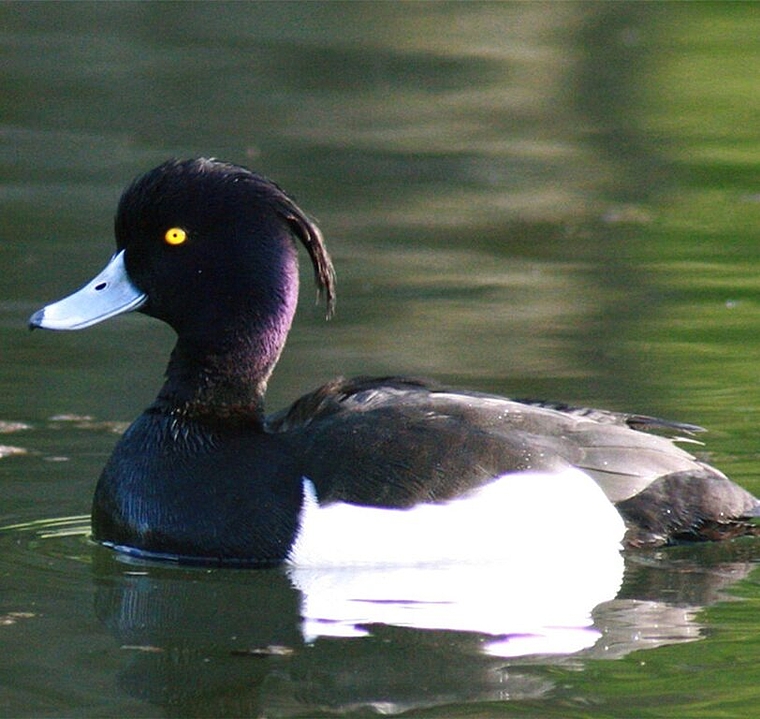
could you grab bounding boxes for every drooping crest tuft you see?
[276,199,336,319]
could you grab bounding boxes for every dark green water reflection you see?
[2,2,760,716]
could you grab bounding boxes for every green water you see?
[2,2,760,716]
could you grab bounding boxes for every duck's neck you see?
[155,337,276,423]
[156,270,299,424]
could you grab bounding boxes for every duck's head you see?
[30,158,335,408]
[31,158,335,334]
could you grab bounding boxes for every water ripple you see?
[0,515,92,565]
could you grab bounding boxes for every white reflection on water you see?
[291,554,624,657]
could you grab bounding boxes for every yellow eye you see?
[164,227,187,246]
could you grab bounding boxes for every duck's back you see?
[269,377,760,547]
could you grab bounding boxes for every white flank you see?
[288,467,625,567]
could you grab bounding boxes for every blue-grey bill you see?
[29,250,147,330]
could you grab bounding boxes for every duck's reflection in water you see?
[93,541,759,716]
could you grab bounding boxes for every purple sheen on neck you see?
[157,239,301,417]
